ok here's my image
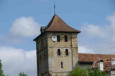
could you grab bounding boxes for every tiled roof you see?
[45,15,80,33]
[78,53,115,63]
[79,53,115,71]
[33,15,80,41]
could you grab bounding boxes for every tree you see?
[0,60,4,76]
[19,72,27,76]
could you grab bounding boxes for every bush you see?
[68,67,106,76]
[0,60,5,76]
[68,67,88,76]
[88,68,106,76]
[19,72,27,76]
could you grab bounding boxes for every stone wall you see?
[47,33,78,76]
[35,32,78,76]
[36,33,49,76]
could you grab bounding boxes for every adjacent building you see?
[78,53,115,76]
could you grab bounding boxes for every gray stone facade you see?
[35,32,79,76]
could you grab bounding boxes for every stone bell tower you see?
[34,15,80,76]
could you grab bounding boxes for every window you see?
[57,35,60,42]
[57,49,61,56]
[61,62,63,68]
[65,49,69,56]
[64,35,68,42]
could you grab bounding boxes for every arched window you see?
[64,35,68,42]
[65,49,69,56]
[57,49,61,56]
[61,62,63,68]
[57,35,60,42]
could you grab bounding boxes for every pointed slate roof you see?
[33,15,80,41]
[45,15,80,33]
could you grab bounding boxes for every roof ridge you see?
[79,53,115,56]
[47,15,55,28]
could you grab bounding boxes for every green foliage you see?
[88,68,106,76]
[55,74,58,76]
[68,67,88,76]
[68,67,107,76]
[0,60,5,76]
[19,72,27,76]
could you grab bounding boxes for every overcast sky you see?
[0,0,115,76]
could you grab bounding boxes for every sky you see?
[0,0,115,76]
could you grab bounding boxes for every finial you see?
[54,3,56,15]
[53,0,56,15]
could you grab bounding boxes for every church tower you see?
[34,15,80,76]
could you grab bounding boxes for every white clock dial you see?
[52,35,57,41]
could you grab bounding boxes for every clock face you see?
[52,35,57,41]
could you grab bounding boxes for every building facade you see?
[34,15,80,76]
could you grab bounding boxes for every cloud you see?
[78,46,95,54]
[0,17,40,76]
[81,24,105,38]
[0,16,42,46]
[0,47,37,76]
[10,17,41,37]
[79,12,115,54]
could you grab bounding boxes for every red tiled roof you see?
[45,15,80,33]
[78,53,115,62]
[33,15,80,41]
[78,53,115,71]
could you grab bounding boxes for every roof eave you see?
[33,32,45,41]
[45,30,81,33]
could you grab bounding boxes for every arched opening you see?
[65,49,69,56]
[61,62,63,68]
[57,49,61,56]
[64,35,68,42]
